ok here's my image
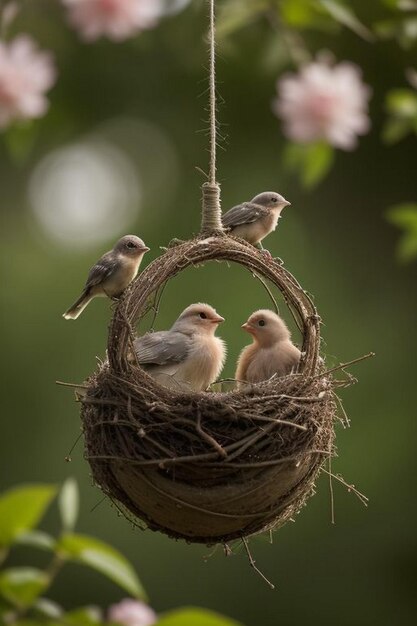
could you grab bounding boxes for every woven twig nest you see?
[81,235,338,544]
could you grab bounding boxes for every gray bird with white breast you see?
[133,303,226,392]
[63,235,149,320]
[222,191,291,247]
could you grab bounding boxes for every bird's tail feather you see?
[63,293,93,320]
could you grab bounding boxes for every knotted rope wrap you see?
[80,237,339,544]
[201,182,223,234]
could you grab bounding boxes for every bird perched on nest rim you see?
[235,309,300,387]
[222,191,291,248]
[132,303,226,392]
[63,235,149,320]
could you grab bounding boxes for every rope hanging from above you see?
[201,0,223,235]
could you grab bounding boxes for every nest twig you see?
[81,236,341,544]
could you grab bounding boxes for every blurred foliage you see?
[283,141,334,188]
[386,203,417,261]
[0,481,243,626]
[383,87,417,143]
[375,0,417,48]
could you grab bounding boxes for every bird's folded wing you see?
[85,252,117,288]
[133,331,191,365]
[222,202,269,228]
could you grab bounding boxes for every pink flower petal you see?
[62,0,164,41]
[274,55,371,151]
[0,34,55,127]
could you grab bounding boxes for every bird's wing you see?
[222,202,269,228]
[84,252,117,290]
[133,331,191,366]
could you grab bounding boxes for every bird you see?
[63,235,149,320]
[235,309,300,386]
[132,303,226,392]
[222,191,291,248]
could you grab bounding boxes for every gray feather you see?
[84,252,118,292]
[222,202,269,229]
[133,331,191,366]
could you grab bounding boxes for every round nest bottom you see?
[81,236,339,544]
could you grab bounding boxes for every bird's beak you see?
[141,246,150,252]
[282,200,291,207]
[211,315,225,324]
[241,322,255,334]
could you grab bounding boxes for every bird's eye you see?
[126,241,136,249]
[258,319,266,327]
[199,312,207,319]
[271,196,278,203]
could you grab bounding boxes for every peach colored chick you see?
[235,310,300,386]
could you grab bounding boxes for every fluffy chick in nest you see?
[132,303,226,391]
[222,191,290,249]
[235,310,300,387]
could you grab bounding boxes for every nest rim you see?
[107,235,321,381]
[81,235,336,545]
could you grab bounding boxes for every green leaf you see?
[302,142,334,187]
[280,0,319,27]
[382,117,412,144]
[0,568,48,608]
[284,142,334,188]
[280,0,336,31]
[383,89,417,143]
[2,122,39,166]
[15,530,56,551]
[64,606,103,625]
[375,15,417,47]
[386,203,417,228]
[0,485,57,547]
[57,533,146,600]
[217,0,268,39]
[33,597,64,619]
[386,89,417,117]
[397,230,417,261]
[386,203,417,262]
[156,608,244,626]
[58,478,79,532]
[319,0,374,40]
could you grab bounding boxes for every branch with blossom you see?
[0,0,415,266]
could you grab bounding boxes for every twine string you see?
[201,0,223,234]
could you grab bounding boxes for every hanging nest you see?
[80,234,341,545]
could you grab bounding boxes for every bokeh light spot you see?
[29,139,141,249]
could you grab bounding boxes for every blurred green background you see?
[1,1,416,625]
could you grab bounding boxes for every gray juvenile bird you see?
[63,235,149,320]
[222,191,291,247]
[235,309,300,386]
[132,303,226,391]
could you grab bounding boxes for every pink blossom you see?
[273,58,371,150]
[108,599,157,626]
[0,35,56,128]
[62,0,164,41]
